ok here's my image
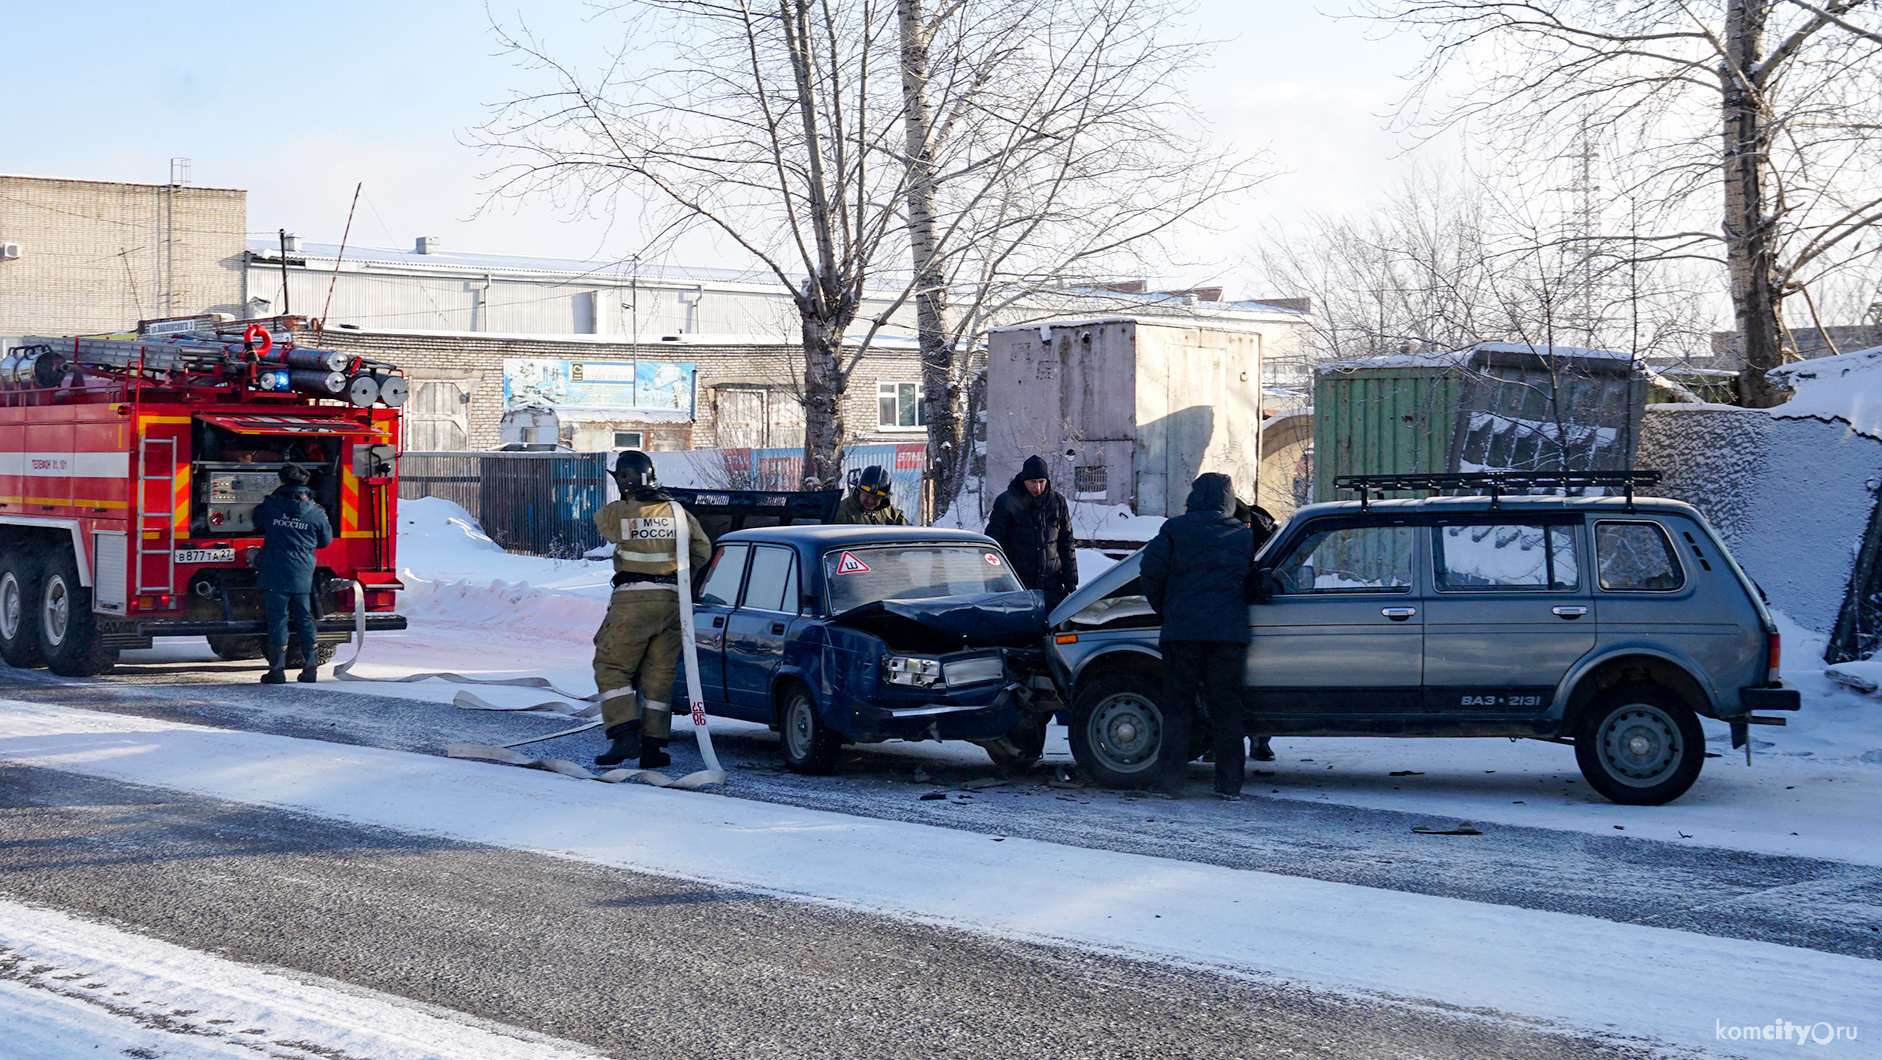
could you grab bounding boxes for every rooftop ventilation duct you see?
[415,236,440,255]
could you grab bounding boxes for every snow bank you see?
[1639,404,1882,633]
[1769,343,1882,440]
[396,497,611,643]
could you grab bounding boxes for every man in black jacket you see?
[985,455,1077,609]
[254,464,334,685]
[1139,472,1254,799]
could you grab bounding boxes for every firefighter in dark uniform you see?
[833,465,909,525]
[254,463,334,685]
[592,451,711,768]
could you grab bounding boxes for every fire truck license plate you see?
[174,548,237,564]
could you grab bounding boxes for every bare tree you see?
[475,0,1255,502]
[477,0,912,486]
[1357,0,1882,406]
[1253,169,1713,370]
[893,0,1258,517]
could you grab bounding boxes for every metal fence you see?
[398,451,610,558]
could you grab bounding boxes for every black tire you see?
[0,544,47,668]
[984,714,1050,770]
[1574,682,1705,806]
[286,642,338,668]
[778,682,841,774]
[39,548,117,677]
[1069,671,1168,789]
[207,634,267,661]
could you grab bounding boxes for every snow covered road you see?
[0,699,1875,1059]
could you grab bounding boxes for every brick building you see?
[0,175,247,342]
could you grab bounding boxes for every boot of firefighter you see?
[639,735,671,770]
[594,721,642,767]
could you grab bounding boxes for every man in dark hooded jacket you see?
[985,455,1077,608]
[253,464,334,685]
[1139,473,1254,799]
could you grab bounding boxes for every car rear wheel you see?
[0,545,46,668]
[778,682,840,775]
[40,548,117,677]
[1069,672,1167,789]
[207,634,267,661]
[1574,682,1704,806]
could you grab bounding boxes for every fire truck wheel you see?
[0,545,47,668]
[287,642,338,668]
[39,548,118,677]
[206,635,267,661]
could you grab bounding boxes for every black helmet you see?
[612,450,656,490]
[856,465,891,496]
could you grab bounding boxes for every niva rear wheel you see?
[1574,682,1704,806]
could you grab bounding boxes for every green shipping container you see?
[1312,363,1462,503]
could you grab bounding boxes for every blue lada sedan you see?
[685,525,1059,773]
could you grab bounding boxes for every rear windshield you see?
[824,545,1023,612]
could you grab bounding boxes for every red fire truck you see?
[0,316,407,676]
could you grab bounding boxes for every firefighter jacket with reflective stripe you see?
[595,492,710,578]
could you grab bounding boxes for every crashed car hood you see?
[828,590,1046,650]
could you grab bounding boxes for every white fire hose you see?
[334,503,729,790]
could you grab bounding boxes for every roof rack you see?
[1334,471,1663,512]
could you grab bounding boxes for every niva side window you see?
[1273,525,1414,595]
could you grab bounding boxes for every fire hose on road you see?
[331,512,728,790]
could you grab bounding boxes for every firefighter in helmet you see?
[591,450,710,769]
[833,465,908,525]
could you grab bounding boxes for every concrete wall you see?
[0,175,247,338]
[1638,404,1882,633]
[984,319,1267,517]
[313,328,942,453]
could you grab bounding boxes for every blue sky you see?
[4,1,1438,288]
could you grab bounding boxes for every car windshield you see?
[823,545,1024,612]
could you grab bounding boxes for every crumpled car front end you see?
[824,590,1059,742]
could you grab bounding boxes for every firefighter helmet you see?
[856,465,891,497]
[612,450,656,490]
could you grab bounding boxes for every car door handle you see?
[711,616,725,628]
[770,622,786,635]
[1381,607,1417,621]
[1552,606,1588,619]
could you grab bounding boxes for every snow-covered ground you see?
[5,496,1880,1057]
[1,699,1876,1060]
[310,498,1882,866]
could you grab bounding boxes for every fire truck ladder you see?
[137,436,178,594]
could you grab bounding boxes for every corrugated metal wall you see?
[398,451,610,558]
[1312,367,1461,502]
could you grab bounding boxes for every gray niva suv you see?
[1045,473,1801,805]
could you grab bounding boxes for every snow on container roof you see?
[1318,342,1639,375]
[1768,343,1882,441]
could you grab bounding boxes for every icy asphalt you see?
[4,658,1878,966]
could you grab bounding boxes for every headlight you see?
[942,654,1004,688]
[885,656,943,687]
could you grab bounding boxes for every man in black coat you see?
[1139,472,1255,799]
[985,454,1077,609]
[254,464,334,685]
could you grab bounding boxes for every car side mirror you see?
[1249,567,1275,604]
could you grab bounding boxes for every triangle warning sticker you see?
[835,551,871,574]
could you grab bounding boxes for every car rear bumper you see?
[1738,683,1801,714]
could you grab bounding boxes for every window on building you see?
[1074,465,1108,494]
[407,381,470,451]
[613,430,644,450]
[878,382,925,430]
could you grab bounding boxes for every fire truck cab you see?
[0,316,408,676]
